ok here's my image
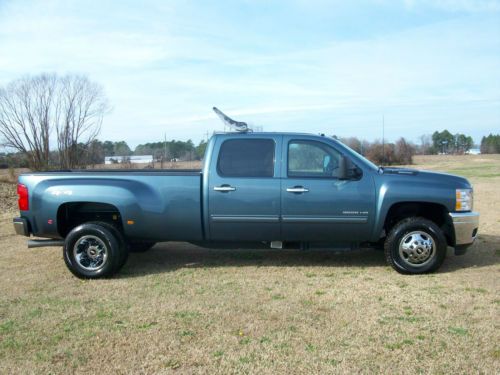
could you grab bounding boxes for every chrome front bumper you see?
[449,212,479,246]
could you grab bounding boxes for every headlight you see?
[456,189,473,211]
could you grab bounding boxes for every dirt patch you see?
[0,182,17,213]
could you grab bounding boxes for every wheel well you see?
[384,202,453,246]
[57,202,123,238]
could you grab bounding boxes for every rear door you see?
[207,135,281,241]
[281,136,374,242]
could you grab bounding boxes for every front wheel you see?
[384,217,447,274]
[63,223,126,279]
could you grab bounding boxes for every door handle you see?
[286,186,309,193]
[214,185,236,192]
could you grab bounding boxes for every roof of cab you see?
[213,131,327,137]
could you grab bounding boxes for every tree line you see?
[0,139,208,168]
[1,127,493,170]
[480,134,500,154]
[86,139,208,166]
[428,130,474,154]
[335,136,415,165]
[335,129,481,165]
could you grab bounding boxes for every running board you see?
[28,239,65,248]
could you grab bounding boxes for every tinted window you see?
[217,139,275,177]
[288,140,341,178]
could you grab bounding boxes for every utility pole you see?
[382,115,385,165]
[164,133,167,159]
[161,133,166,168]
[204,131,210,143]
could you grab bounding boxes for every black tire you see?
[88,221,129,272]
[384,217,447,274]
[63,222,127,279]
[129,242,156,253]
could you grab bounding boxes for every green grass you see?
[445,166,500,178]
[409,155,500,178]
[448,327,468,336]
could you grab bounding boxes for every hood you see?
[380,167,472,189]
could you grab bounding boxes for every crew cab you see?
[13,132,479,278]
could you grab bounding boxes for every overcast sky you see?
[0,0,499,147]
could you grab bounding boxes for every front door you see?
[208,136,281,241]
[281,137,374,242]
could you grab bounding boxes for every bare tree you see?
[0,74,57,170]
[340,137,362,154]
[56,75,109,169]
[419,134,433,155]
[394,137,415,164]
[0,73,109,170]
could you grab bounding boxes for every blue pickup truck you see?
[13,132,479,278]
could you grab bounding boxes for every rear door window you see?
[217,139,275,177]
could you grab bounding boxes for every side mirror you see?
[338,156,362,180]
[338,156,348,179]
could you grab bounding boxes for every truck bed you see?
[18,170,204,241]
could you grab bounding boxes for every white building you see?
[105,155,153,165]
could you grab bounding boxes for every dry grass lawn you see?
[0,155,499,374]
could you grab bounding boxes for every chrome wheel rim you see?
[73,235,108,271]
[398,231,435,268]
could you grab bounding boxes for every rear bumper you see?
[13,217,30,237]
[449,212,479,253]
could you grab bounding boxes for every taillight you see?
[17,183,29,211]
